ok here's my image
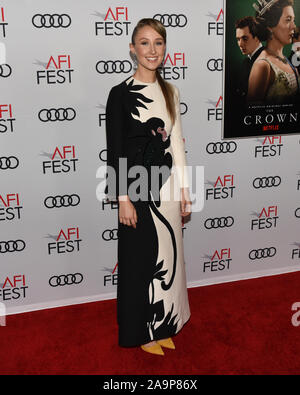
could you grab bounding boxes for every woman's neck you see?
[133,68,157,83]
[267,39,284,57]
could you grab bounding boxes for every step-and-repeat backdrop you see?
[1,0,300,315]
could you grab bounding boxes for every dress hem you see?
[118,311,191,348]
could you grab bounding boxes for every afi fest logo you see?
[98,104,106,127]
[0,193,23,222]
[0,6,7,38]
[102,263,118,287]
[291,242,300,261]
[94,7,131,36]
[297,171,300,191]
[207,8,223,35]
[0,275,28,302]
[41,145,78,174]
[254,136,284,158]
[36,55,74,84]
[207,96,223,121]
[46,227,82,255]
[203,248,232,273]
[206,175,235,200]
[250,206,279,230]
[0,104,15,134]
[160,52,187,80]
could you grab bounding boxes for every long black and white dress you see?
[105,75,191,347]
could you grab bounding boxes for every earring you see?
[133,53,138,65]
[268,28,273,38]
[131,53,138,70]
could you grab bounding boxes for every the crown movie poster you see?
[223,0,300,139]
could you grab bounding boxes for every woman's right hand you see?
[118,195,138,228]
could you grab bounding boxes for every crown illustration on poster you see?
[253,0,279,16]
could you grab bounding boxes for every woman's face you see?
[271,6,296,46]
[130,26,166,73]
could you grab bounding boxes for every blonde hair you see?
[131,18,176,125]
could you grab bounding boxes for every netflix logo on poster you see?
[103,263,118,287]
[159,52,187,80]
[207,9,223,36]
[0,275,28,301]
[47,227,82,255]
[0,104,16,134]
[203,248,232,273]
[36,55,74,85]
[94,7,131,36]
[207,96,223,121]
[254,136,283,158]
[42,145,78,174]
[251,206,279,230]
[206,175,236,200]
[0,7,8,38]
[0,193,23,222]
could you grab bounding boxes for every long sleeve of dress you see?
[170,86,189,189]
[105,85,128,201]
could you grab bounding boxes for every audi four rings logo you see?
[0,156,19,169]
[253,176,281,189]
[295,208,300,218]
[96,60,132,74]
[204,216,234,229]
[0,64,12,78]
[180,102,188,115]
[44,194,80,208]
[38,108,76,122]
[0,240,26,253]
[49,273,83,287]
[249,247,277,260]
[102,229,118,241]
[99,149,107,162]
[32,14,72,28]
[207,59,223,71]
[206,142,237,154]
[153,14,187,27]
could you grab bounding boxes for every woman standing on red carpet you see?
[105,18,192,356]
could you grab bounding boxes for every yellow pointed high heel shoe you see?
[157,337,175,350]
[141,342,164,356]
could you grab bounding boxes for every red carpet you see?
[1,271,300,375]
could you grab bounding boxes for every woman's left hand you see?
[180,187,192,217]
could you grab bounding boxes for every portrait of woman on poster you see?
[247,0,300,104]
